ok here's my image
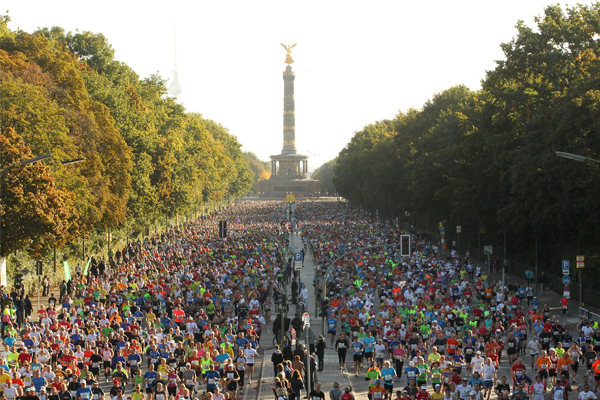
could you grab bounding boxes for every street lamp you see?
[61,158,86,166]
[555,151,600,311]
[0,153,53,174]
[556,151,600,164]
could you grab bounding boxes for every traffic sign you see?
[484,245,493,255]
[302,312,310,328]
[440,227,446,235]
[21,268,30,276]
[291,329,296,340]
[294,252,303,270]
[562,275,571,285]
[456,226,461,233]
[577,255,585,269]
[562,260,570,275]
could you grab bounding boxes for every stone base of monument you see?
[258,177,321,198]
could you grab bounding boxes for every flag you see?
[83,257,92,276]
[63,261,71,282]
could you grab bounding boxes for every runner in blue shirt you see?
[381,361,397,395]
[404,361,420,384]
[327,316,338,348]
[363,331,376,366]
[204,365,221,393]
[143,367,157,394]
[75,381,93,400]
[351,337,365,376]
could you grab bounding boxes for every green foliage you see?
[333,4,600,302]
[0,21,252,269]
[313,158,337,195]
[244,152,271,195]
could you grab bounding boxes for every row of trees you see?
[0,16,255,265]
[332,4,600,301]
[244,152,271,195]
[312,158,337,195]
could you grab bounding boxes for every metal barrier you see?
[579,307,600,323]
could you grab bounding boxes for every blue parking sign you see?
[295,252,303,262]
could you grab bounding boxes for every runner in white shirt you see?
[456,379,473,400]
[531,376,546,400]
[3,381,17,400]
[471,351,485,376]
[527,338,542,370]
[481,358,496,400]
[578,385,597,400]
[243,344,259,384]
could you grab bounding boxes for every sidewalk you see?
[257,233,356,399]
[484,263,581,332]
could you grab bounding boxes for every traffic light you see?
[36,261,43,276]
[218,221,228,238]
[14,273,22,289]
[400,234,410,256]
[319,298,329,317]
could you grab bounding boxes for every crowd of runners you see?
[0,201,308,400]
[285,201,600,400]
[1,200,599,400]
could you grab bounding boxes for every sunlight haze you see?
[5,0,567,168]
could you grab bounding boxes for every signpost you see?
[577,256,584,308]
[303,312,311,398]
[36,261,43,311]
[294,252,303,271]
[484,246,493,275]
[562,260,570,276]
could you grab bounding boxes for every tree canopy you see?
[333,3,600,300]
[312,158,337,195]
[0,16,253,259]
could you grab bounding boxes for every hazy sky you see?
[6,0,568,168]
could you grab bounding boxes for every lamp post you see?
[0,153,53,174]
[555,151,600,310]
[555,151,600,164]
[61,158,86,166]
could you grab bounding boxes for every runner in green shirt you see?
[365,365,381,388]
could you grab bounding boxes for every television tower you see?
[168,24,183,97]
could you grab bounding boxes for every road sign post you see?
[302,311,310,398]
[294,252,303,271]
[562,260,570,276]
[484,246,493,275]
[577,256,584,308]
[302,312,310,329]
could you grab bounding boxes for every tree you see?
[0,127,76,258]
[312,158,337,195]
[244,152,271,195]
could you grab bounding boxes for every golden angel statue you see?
[281,43,297,65]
